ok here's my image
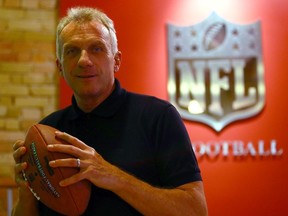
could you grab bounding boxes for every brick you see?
[33,62,56,73]
[0,130,25,147]
[25,10,56,20]
[0,161,14,178]
[0,97,12,106]
[21,108,41,119]
[0,31,55,43]
[0,19,8,30]
[42,20,56,32]
[17,52,32,61]
[0,74,10,83]
[24,31,55,42]
[6,107,21,118]
[5,119,19,130]
[15,97,49,107]
[0,106,7,116]
[23,73,47,84]
[0,84,29,96]
[3,0,21,7]
[22,0,38,9]
[30,85,57,96]
[0,31,23,41]
[11,75,23,83]
[32,53,52,62]
[8,19,42,32]
[0,152,14,164]
[12,41,34,50]
[13,43,54,59]
[48,97,57,107]
[21,54,42,62]
[0,119,4,128]
[0,144,15,152]
[0,53,17,61]
[39,0,57,9]
[0,45,11,54]
[48,73,58,82]
[0,8,24,19]
[0,42,13,49]
[0,62,33,73]
[36,43,55,52]
[0,154,14,169]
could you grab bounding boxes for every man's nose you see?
[78,50,93,67]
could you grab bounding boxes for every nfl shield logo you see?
[167,12,265,132]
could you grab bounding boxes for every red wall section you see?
[59,1,288,215]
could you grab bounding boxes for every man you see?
[12,7,208,216]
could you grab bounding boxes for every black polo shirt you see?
[38,79,201,215]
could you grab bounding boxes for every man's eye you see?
[65,48,78,56]
[91,46,103,53]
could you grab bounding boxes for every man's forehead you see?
[60,20,110,40]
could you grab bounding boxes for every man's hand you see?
[12,140,29,188]
[48,131,122,190]
[12,140,39,216]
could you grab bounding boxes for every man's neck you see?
[75,84,116,113]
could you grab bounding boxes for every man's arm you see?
[105,168,208,216]
[48,132,208,216]
[12,187,39,216]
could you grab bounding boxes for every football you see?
[21,124,91,215]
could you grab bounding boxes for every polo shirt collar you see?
[69,79,126,119]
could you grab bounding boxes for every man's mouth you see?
[77,74,96,78]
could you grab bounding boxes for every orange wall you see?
[59,1,288,215]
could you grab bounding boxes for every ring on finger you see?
[76,158,81,168]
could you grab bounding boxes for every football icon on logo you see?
[203,22,226,51]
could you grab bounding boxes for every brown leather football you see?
[21,124,91,215]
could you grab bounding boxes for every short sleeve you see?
[153,105,202,187]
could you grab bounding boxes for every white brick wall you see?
[0,4,58,142]
[0,1,59,213]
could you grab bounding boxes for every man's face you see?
[57,20,121,103]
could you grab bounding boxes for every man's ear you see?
[114,51,122,72]
[56,59,63,76]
